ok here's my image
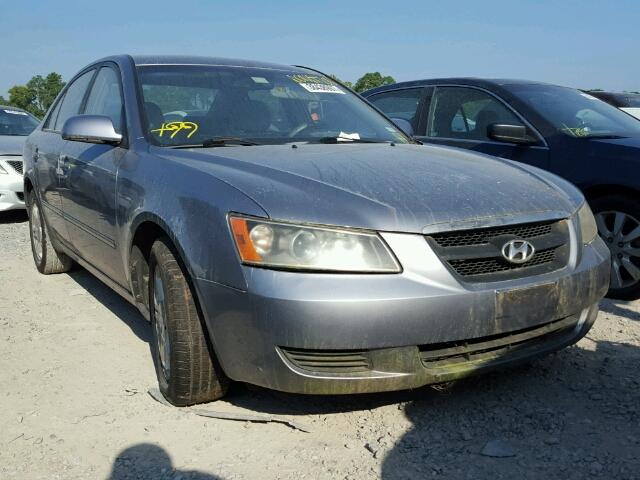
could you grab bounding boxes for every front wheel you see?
[149,237,229,406]
[591,195,640,300]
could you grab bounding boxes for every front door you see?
[418,86,550,170]
[59,65,127,286]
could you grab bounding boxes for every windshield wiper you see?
[313,136,390,144]
[170,137,262,149]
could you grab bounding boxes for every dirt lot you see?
[1,210,639,480]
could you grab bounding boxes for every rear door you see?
[366,87,431,136]
[419,86,550,170]
[59,64,127,285]
[35,69,95,240]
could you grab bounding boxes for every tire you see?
[590,194,640,300]
[27,191,73,275]
[149,236,229,406]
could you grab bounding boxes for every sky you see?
[1,0,638,97]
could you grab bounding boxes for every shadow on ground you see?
[600,298,640,322]
[62,269,639,478]
[108,443,223,479]
[66,267,151,343]
[0,209,28,224]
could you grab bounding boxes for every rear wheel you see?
[591,195,640,300]
[28,192,72,274]
[149,236,229,406]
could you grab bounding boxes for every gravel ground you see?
[1,209,639,480]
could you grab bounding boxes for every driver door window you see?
[428,87,524,141]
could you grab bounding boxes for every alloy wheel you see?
[595,210,640,289]
[30,202,43,264]
[153,269,171,380]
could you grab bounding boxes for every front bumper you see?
[0,157,25,211]
[195,232,610,395]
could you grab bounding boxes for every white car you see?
[0,106,39,211]
[585,91,640,120]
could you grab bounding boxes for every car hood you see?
[0,135,26,156]
[158,143,582,234]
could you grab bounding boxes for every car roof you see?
[362,77,561,96]
[127,55,308,72]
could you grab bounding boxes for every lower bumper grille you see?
[419,316,578,369]
[280,347,371,373]
[6,160,23,175]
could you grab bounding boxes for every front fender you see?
[119,152,268,292]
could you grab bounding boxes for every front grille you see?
[419,315,578,369]
[431,221,555,247]
[426,219,570,282]
[280,347,371,373]
[449,247,558,277]
[6,160,23,175]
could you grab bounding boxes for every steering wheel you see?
[288,122,326,138]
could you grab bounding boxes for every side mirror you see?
[487,123,535,145]
[390,118,414,137]
[62,115,122,145]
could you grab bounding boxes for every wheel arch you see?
[583,184,640,203]
[127,213,194,320]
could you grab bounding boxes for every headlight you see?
[577,202,597,244]
[0,162,7,174]
[229,215,401,273]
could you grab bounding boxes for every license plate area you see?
[496,281,560,322]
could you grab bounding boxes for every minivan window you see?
[137,65,409,146]
[428,87,524,140]
[368,88,423,131]
[506,84,640,138]
[54,69,95,131]
[84,67,124,133]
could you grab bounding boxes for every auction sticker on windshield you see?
[288,74,345,94]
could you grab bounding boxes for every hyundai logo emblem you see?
[501,239,535,264]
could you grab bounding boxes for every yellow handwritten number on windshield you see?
[151,121,199,139]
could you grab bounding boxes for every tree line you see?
[0,71,397,119]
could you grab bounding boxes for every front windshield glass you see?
[136,65,409,146]
[0,108,40,136]
[506,84,640,138]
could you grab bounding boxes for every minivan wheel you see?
[591,195,640,300]
[149,236,229,406]
[27,192,73,274]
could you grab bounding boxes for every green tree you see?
[353,72,396,93]
[329,74,353,89]
[7,85,35,111]
[0,95,9,105]
[6,72,65,117]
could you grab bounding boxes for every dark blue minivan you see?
[364,79,640,299]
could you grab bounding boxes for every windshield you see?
[0,108,40,136]
[136,65,409,146]
[506,84,640,138]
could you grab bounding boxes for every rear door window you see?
[368,88,424,131]
[54,69,95,131]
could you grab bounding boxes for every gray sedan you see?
[23,55,610,405]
